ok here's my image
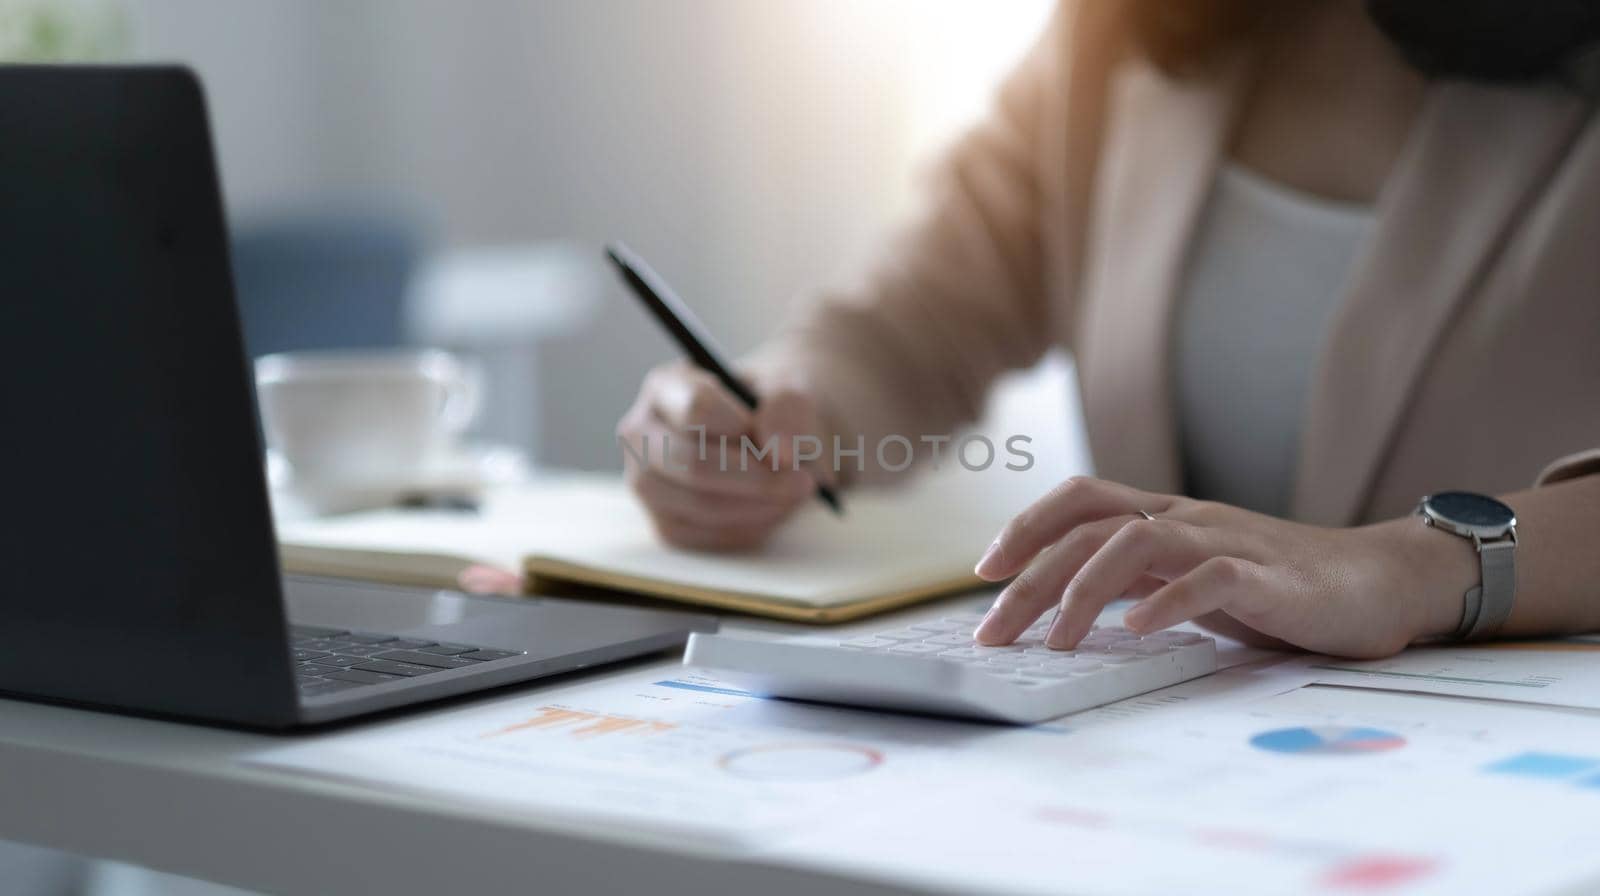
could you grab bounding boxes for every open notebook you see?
[276,468,1046,623]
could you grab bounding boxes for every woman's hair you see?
[1129,0,1600,89]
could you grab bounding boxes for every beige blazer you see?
[772,0,1600,525]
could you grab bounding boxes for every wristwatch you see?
[1415,491,1518,640]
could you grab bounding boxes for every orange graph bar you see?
[483,706,678,739]
[572,717,648,738]
[484,706,597,738]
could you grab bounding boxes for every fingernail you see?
[974,539,1003,577]
[1124,604,1152,632]
[973,605,1001,642]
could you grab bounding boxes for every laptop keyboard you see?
[290,625,526,698]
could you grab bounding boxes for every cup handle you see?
[440,361,484,435]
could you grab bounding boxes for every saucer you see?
[268,442,530,517]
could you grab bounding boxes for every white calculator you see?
[683,615,1216,724]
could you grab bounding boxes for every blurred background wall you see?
[4,0,1055,469]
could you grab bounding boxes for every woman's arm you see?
[969,473,1600,659]
[1408,474,1600,640]
[748,3,1087,485]
[607,6,1091,552]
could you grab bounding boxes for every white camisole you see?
[1173,163,1375,517]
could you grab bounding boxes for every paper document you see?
[252,668,976,845]
[1302,638,1600,711]
[247,627,1600,896]
[764,685,1600,896]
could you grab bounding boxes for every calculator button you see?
[873,629,928,641]
[937,647,991,661]
[840,637,898,650]
[985,655,1031,668]
[889,643,947,656]
[942,613,988,626]
[1024,646,1074,656]
[1099,653,1140,664]
[932,655,985,666]
[1030,665,1079,678]
[969,644,1026,654]
[908,620,965,633]
[1153,631,1206,645]
[924,633,977,647]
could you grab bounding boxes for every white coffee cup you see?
[254,349,482,487]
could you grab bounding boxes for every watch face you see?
[1426,491,1516,532]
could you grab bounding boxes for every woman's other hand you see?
[616,361,835,552]
[458,564,524,595]
[971,477,1475,658]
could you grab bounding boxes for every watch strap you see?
[1460,538,1516,640]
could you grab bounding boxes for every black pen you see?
[605,242,843,515]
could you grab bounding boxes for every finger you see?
[754,387,837,488]
[1046,518,1226,648]
[457,564,523,594]
[973,516,1129,645]
[625,416,816,501]
[975,477,1176,581]
[631,466,807,529]
[650,367,752,436]
[1123,574,1166,601]
[1122,556,1265,634]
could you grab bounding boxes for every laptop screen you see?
[0,66,297,724]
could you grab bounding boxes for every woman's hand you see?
[616,361,835,552]
[971,477,1475,658]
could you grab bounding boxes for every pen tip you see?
[819,486,844,516]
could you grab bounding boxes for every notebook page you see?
[526,457,1067,607]
[279,466,1040,607]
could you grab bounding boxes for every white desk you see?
[0,597,984,896]
[7,589,1600,896]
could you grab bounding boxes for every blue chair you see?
[229,211,423,358]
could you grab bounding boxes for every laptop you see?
[0,64,716,729]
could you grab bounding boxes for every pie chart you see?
[717,742,883,781]
[1249,726,1407,756]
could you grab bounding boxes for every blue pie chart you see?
[1250,725,1406,756]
